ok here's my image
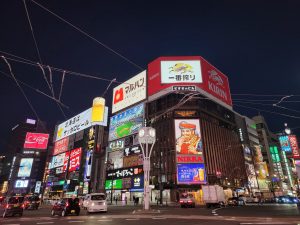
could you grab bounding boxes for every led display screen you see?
[109,103,144,141]
[24,132,49,149]
[69,148,82,172]
[279,136,292,152]
[17,158,34,177]
[177,163,206,184]
[15,180,29,188]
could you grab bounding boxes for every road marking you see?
[68,221,85,223]
[152,217,166,220]
[36,223,54,225]
[98,220,113,222]
[240,223,292,225]
[3,224,20,225]
[213,214,218,216]
[126,218,140,221]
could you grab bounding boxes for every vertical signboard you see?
[279,136,292,152]
[289,135,300,159]
[18,158,34,177]
[112,71,146,113]
[69,148,82,172]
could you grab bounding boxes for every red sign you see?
[289,135,300,159]
[113,88,124,104]
[53,137,69,155]
[147,56,232,107]
[68,148,82,172]
[176,155,204,163]
[63,151,70,171]
[24,132,49,149]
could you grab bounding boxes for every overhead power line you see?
[234,104,300,119]
[23,0,43,64]
[0,70,69,109]
[30,0,143,70]
[1,56,41,122]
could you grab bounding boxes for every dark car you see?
[276,196,299,204]
[227,197,238,206]
[51,198,80,216]
[2,196,24,218]
[179,194,196,208]
[24,195,40,210]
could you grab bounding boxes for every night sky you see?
[1,0,300,154]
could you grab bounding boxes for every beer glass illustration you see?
[92,97,105,122]
[198,168,205,181]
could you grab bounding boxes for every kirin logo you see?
[208,70,224,86]
[169,63,193,74]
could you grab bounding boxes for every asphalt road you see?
[1,204,300,225]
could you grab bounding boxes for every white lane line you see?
[213,214,218,216]
[98,220,113,222]
[68,221,85,223]
[152,217,166,220]
[240,223,292,225]
[126,218,140,220]
[37,223,54,225]
[3,224,20,225]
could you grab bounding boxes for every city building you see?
[106,56,248,205]
[43,98,108,200]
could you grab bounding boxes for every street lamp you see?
[284,123,291,135]
[138,127,156,211]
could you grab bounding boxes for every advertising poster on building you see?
[107,150,123,169]
[106,166,143,179]
[105,179,122,190]
[124,145,142,156]
[123,154,143,168]
[84,150,92,181]
[24,132,49,149]
[177,163,206,184]
[147,56,232,107]
[289,135,300,158]
[108,139,125,152]
[109,103,144,141]
[279,136,292,152]
[131,175,144,189]
[15,180,29,188]
[112,71,146,113]
[69,148,82,172]
[55,107,108,141]
[174,119,203,155]
[161,60,202,84]
[53,137,69,155]
[49,153,65,169]
[122,177,132,189]
[18,158,34,177]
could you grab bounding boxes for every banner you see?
[24,132,49,149]
[177,163,206,184]
[18,158,33,177]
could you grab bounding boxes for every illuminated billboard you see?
[177,163,206,184]
[24,132,49,149]
[105,179,122,189]
[15,180,29,188]
[174,119,203,155]
[289,135,300,158]
[123,154,143,168]
[69,148,82,172]
[55,107,108,141]
[161,60,202,83]
[107,150,123,169]
[112,70,146,113]
[49,153,66,169]
[109,103,144,141]
[17,158,33,177]
[53,137,69,155]
[279,136,292,152]
[148,56,232,107]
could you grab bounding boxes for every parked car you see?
[51,198,80,216]
[227,197,245,206]
[1,196,24,217]
[179,193,196,208]
[276,196,299,204]
[24,195,40,210]
[246,196,259,203]
[83,193,107,213]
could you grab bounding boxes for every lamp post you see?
[138,127,156,211]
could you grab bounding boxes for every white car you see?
[83,193,107,213]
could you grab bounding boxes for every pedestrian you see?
[115,196,118,205]
[133,196,136,205]
[136,197,139,205]
[155,196,158,205]
[125,196,128,205]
